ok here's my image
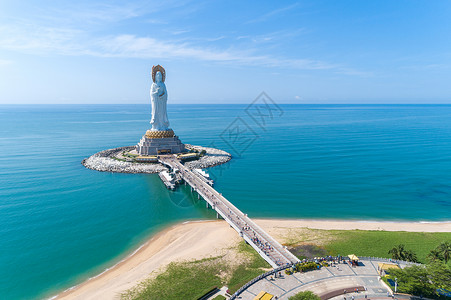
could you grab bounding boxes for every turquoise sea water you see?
[1,104,451,299]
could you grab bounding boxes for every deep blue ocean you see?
[1,104,451,299]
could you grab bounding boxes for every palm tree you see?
[388,244,406,260]
[427,249,444,262]
[404,250,418,263]
[438,242,451,263]
[388,244,418,262]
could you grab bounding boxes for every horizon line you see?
[2,102,451,105]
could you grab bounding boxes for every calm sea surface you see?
[1,104,451,299]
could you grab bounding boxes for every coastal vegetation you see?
[286,228,451,264]
[382,242,451,298]
[388,244,418,262]
[226,241,270,293]
[285,261,322,275]
[289,290,321,300]
[121,241,269,300]
[382,261,451,298]
[428,242,451,263]
[121,228,451,299]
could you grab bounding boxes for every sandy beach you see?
[55,219,451,300]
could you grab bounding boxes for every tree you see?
[404,250,418,263]
[389,265,436,297]
[289,290,321,300]
[427,261,451,291]
[438,241,451,263]
[388,244,418,262]
[427,249,444,262]
[388,262,451,298]
[388,244,406,260]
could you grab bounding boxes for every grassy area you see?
[227,241,271,293]
[123,229,451,299]
[121,257,224,300]
[285,228,451,264]
[122,242,269,300]
[323,230,451,263]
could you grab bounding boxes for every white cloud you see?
[0,59,13,65]
[0,3,367,75]
[93,34,340,71]
[0,24,362,73]
[0,24,85,55]
[246,3,300,24]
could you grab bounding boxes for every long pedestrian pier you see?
[158,155,300,268]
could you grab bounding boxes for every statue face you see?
[156,71,162,82]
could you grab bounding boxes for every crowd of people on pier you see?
[163,156,294,267]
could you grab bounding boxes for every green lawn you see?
[322,230,451,263]
[121,257,224,300]
[227,241,271,293]
[121,242,269,300]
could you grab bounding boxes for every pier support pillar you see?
[198,194,200,200]
[216,212,223,219]
[206,202,209,209]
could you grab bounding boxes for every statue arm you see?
[151,83,158,96]
[160,84,167,98]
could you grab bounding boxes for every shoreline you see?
[53,218,451,300]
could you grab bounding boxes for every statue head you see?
[155,71,162,83]
[152,65,166,83]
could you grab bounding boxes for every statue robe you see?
[150,82,170,131]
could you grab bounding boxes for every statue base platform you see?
[136,129,185,155]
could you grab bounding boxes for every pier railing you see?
[158,155,299,268]
[229,256,421,299]
[229,264,293,300]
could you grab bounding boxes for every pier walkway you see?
[158,155,300,268]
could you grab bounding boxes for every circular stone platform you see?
[81,144,231,174]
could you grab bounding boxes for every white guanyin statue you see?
[136,64,184,154]
[150,65,170,131]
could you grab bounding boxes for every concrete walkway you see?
[158,155,300,268]
[236,258,412,300]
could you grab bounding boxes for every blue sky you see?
[0,0,450,104]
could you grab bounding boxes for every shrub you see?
[289,290,321,300]
[297,262,319,272]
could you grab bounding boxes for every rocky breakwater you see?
[82,146,166,173]
[82,145,232,174]
[184,144,232,169]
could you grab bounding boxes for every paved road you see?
[237,258,414,300]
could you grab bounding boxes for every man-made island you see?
[82,65,231,174]
[82,144,231,174]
